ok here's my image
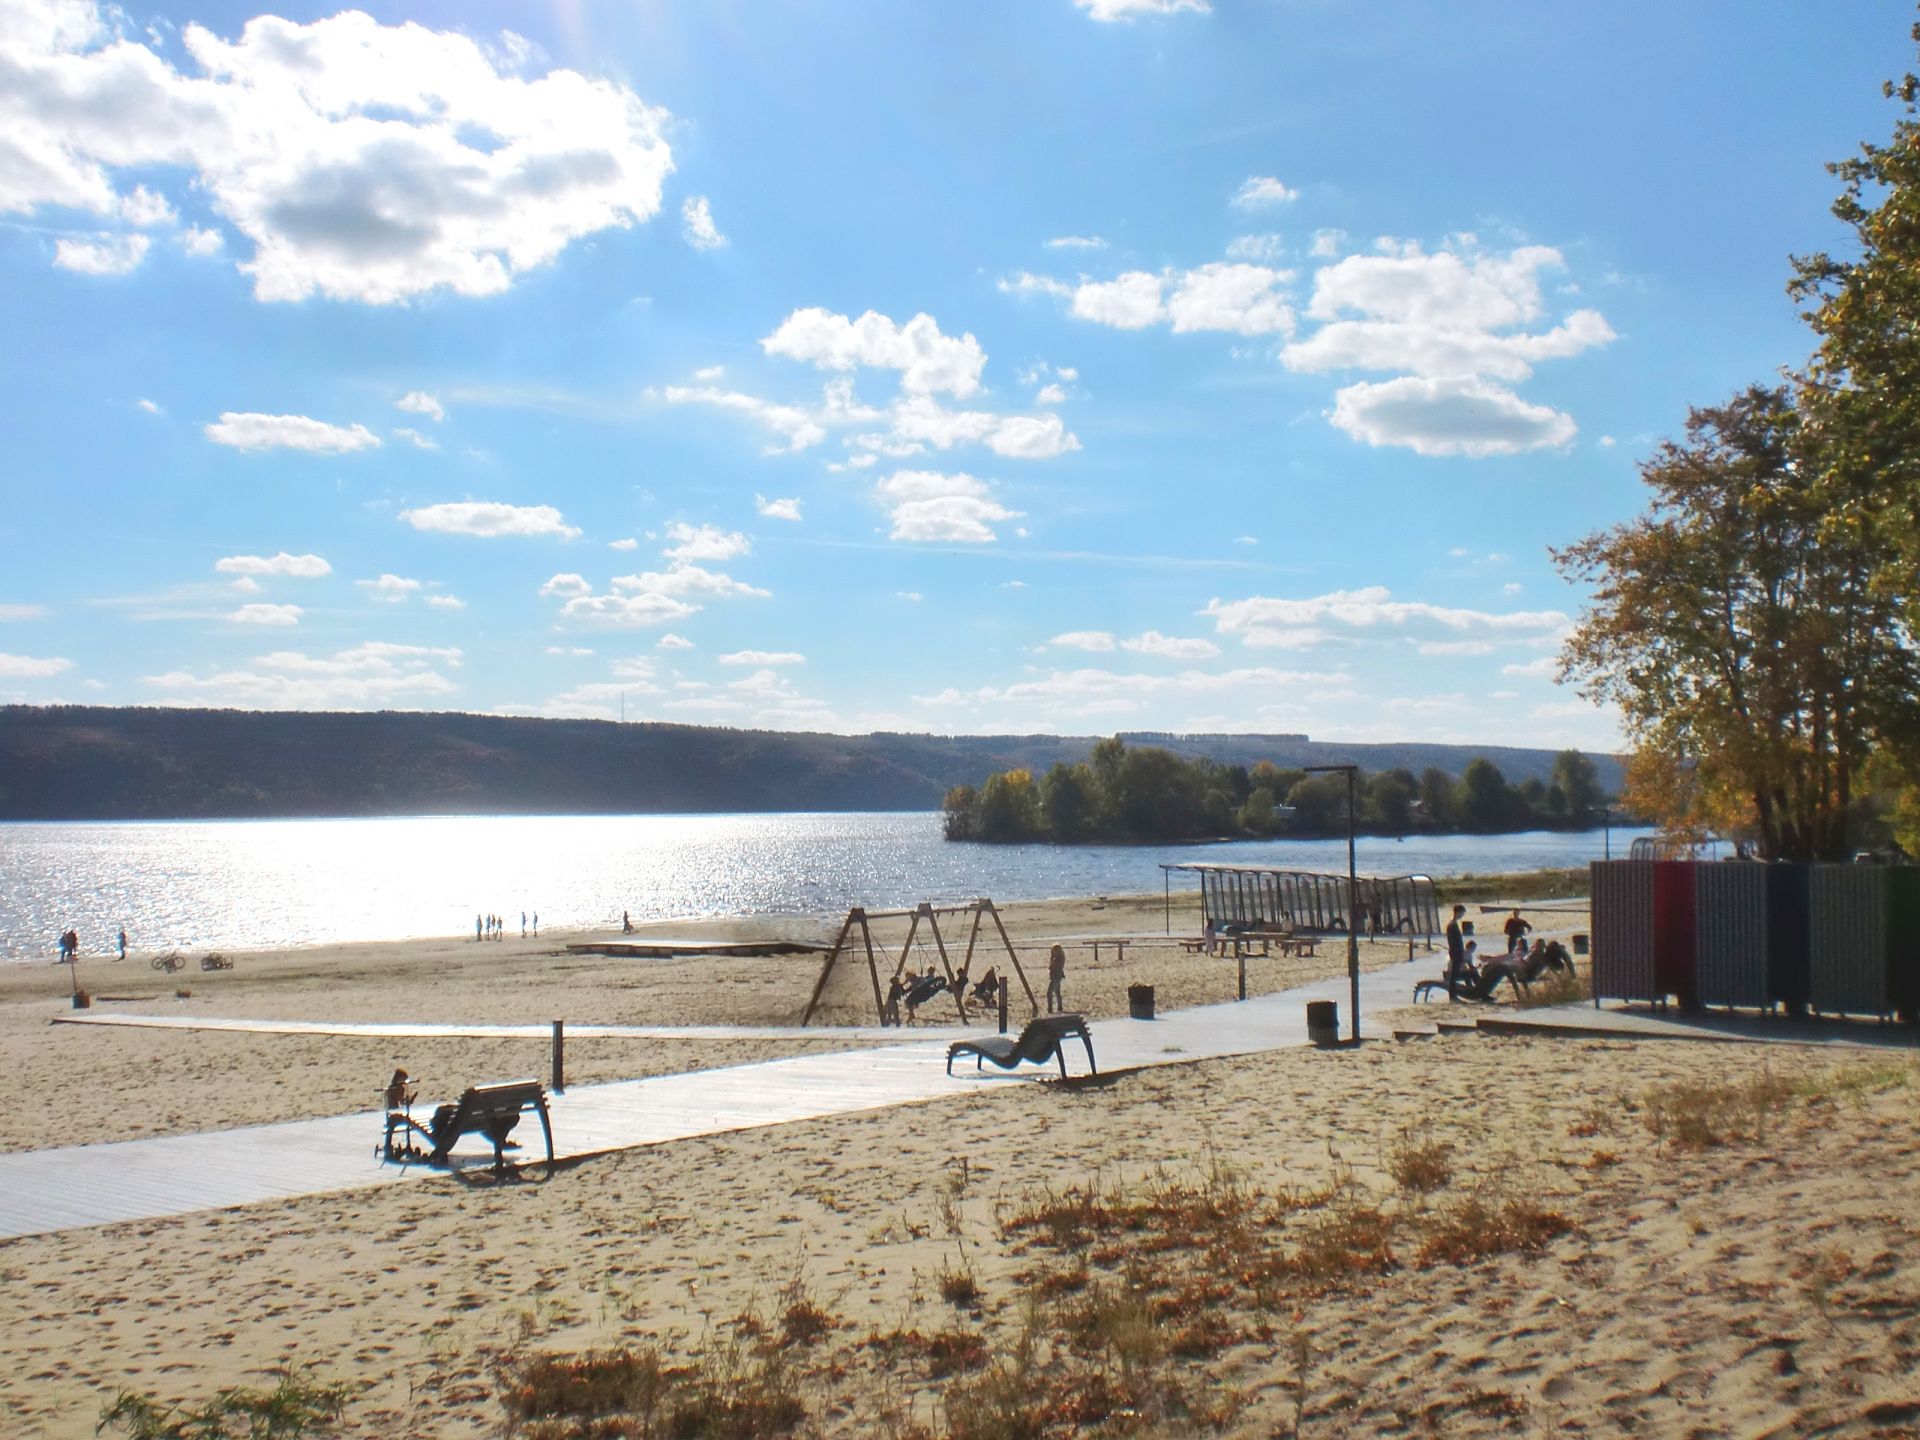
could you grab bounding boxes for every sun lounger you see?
[946,1014,1096,1078]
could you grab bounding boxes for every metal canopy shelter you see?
[1160,863,1439,944]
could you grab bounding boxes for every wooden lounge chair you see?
[383,1078,554,1178]
[946,1014,1096,1078]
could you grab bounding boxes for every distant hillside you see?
[0,707,1624,821]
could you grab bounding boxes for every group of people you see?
[53,927,130,962]
[879,941,1069,1026]
[1443,904,1575,1002]
[475,912,537,941]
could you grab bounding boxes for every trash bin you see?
[1461,921,1475,937]
[1572,933,1589,956]
[1127,983,1155,1020]
[1306,999,1339,1047]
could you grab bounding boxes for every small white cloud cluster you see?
[1002,262,1295,337]
[214,552,331,578]
[1050,629,1221,660]
[1202,585,1570,652]
[146,641,463,708]
[1005,229,1612,458]
[681,195,727,251]
[205,413,381,454]
[762,308,987,398]
[1074,0,1210,20]
[399,502,580,539]
[3,3,675,302]
[541,523,767,629]
[875,471,1020,544]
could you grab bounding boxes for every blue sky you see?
[0,0,1901,749]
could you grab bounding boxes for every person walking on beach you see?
[622,910,633,934]
[1445,904,1467,1002]
[1046,943,1066,1013]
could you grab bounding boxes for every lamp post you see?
[1305,764,1360,1044]
[1586,805,1612,861]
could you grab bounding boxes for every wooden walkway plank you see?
[0,956,1457,1242]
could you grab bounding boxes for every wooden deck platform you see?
[565,936,823,959]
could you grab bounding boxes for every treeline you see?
[942,737,1609,843]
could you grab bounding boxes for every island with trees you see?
[941,737,1610,843]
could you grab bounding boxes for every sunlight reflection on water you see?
[0,813,1643,961]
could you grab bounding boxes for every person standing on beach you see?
[117,928,127,960]
[532,912,538,936]
[475,914,483,942]
[1503,908,1531,954]
[1445,905,1467,1001]
[520,911,527,938]
[1046,943,1066,1013]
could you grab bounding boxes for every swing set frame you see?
[800,897,1038,1027]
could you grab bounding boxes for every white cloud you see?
[755,494,803,522]
[659,384,830,453]
[426,594,465,609]
[144,642,462,708]
[681,194,726,250]
[693,365,724,382]
[609,537,639,551]
[719,650,804,665]
[1416,640,1494,656]
[656,633,693,649]
[1310,228,1346,259]
[229,576,261,594]
[1121,630,1221,660]
[229,602,301,625]
[180,225,222,257]
[119,184,174,226]
[1502,655,1559,679]
[539,573,592,598]
[561,592,699,628]
[546,645,594,656]
[1503,581,1523,594]
[1071,271,1164,329]
[1166,262,1295,335]
[1,6,676,304]
[0,604,48,621]
[612,563,768,600]
[896,591,922,603]
[1051,631,1117,652]
[662,521,750,563]
[0,652,71,676]
[1326,375,1578,456]
[1075,0,1209,20]
[875,470,1020,544]
[761,308,986,398]
[396,391,446,422]
[1599,434,1617,448]
[53,232,150,275]
[1232,176,1298,210]
[1226,233,1284,262]
[399,501,580,538]
[215,552,330,578]
[205,412,381,454]
[1046,235,1107,249]
[137,398,162,414]
[1204,587,1570,651]
[1011,263,1294,336]
[1034,383,1068,405]
[393,427,439,450]
[357,573,423,602]
[878,395,1081,460]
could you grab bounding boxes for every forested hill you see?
[0,707,1624,820]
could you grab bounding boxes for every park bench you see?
[383,1078,554,1178]
[946,1014,1097,1079]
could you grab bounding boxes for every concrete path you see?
[0,954,1445,1243]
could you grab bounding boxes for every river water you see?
[0,813,1645,961]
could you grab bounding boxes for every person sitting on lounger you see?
[384,1068,416,1113]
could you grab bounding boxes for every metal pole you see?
[551,1019,565,1093]
[1604,807,1612,861]
[1346,768,1359,1043]
[1305,764,1362,1044]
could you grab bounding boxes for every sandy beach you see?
[9,893,1916,1439]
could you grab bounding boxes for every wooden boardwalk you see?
[0,955,1448,1242]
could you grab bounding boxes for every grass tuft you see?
[100,1368,351,1439]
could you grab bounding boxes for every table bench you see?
[383,1078,554,1179]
